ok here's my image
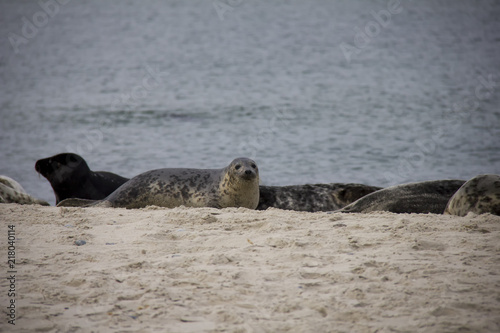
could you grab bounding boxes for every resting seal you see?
[58,157,260,209]
[257,183,382,212]
[338,180,466,214]
[444,174,500,216]
[35,153,129,204]
[0,176,50,206]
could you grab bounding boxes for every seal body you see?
[338,180,465,214]
[444,174,500,216]
[86,158,259,209]
[0,176,50,206]
[35,153,129,204]
[257,183,382,212]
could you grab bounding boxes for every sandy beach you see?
[1,204,499,332]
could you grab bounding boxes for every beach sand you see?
[1,203,499,332]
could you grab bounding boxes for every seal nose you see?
[245,170,253,175]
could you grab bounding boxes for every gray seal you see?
[337,179,465,214]
[0,175,50,206]
[58,182,381,211]
[257,183,382,212]
[58,158,260,209]
[444,174,500,216]
[35,153,129,204]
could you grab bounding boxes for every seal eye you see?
[235,165,241,170]
[251,164,257,169]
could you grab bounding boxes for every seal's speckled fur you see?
[338,180,465,214]
[444,174,500,216]
[257,183,381,212]
[60,158,260,209]
[0,176,49,206]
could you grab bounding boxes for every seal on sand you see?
[59,157,260,209]
[257,183,382,212]
[338,179,466,214]
[35,153,129,204]
[0,175,50,206]
[444,174,500,216]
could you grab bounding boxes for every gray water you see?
[1,0,499,206]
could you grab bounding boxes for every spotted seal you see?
[444,174,500,216]
[58,157,260,209]
[35,153,129,204]
[0,175,50,206]
[257,183,382,212]
[337,179,466,214]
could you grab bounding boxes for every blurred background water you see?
[1,0,499,205]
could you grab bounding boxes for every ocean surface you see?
[1,0,499,206]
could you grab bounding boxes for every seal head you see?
[218,158,260,209]
[444,174,500,216]
[35,153,129,204]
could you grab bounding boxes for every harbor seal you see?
[35,153,129,204]
[58,157,260,209]
[257,183,382,212]
[0,175,50,206]
[337,179,466,214]
[444,174,500,216]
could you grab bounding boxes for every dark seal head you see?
[35,153,129,204]
[444,174,500,216]
[81,157,260,210]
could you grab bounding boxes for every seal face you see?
[257,183,382,212]
[218,158,260,209]
[0,175,49,206]
[35,153,129,204]
[444,174,500,216]
[90,157,260,209]
[338,180,466,214]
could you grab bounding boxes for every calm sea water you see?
[1,0,499,205]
